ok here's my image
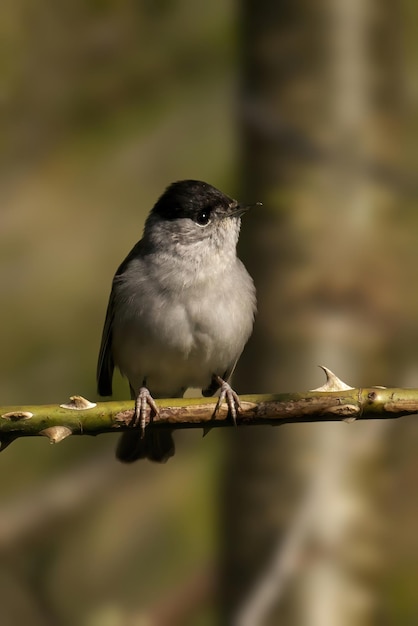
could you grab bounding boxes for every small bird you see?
[97,180,257,462]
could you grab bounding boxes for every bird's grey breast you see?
[111,250,255,392]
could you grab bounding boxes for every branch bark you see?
[1,372,418,450]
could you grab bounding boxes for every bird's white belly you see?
[113,284,252,397]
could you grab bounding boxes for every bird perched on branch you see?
[97,180,257,462]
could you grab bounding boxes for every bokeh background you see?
[0,1,417,625]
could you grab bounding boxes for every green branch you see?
[1,369,418,452]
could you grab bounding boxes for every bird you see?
[97,179,257,462]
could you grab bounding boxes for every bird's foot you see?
[212,375,242,426]
[133,387,160,439]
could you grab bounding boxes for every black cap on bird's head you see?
[144,180,261,247]
[152,180,238,224]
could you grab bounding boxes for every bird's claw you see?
[212,376,242,426]
[133,387,159,438]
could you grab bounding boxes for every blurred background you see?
[0,1,417,624]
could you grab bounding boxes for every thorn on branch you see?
[40,426,73,444]
[1,411,33,421]
[60,395,96,410]
[327,404,360,421]
[311,366,354,392]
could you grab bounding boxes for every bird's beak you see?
[227,201,262,218]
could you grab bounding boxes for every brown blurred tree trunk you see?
[219,0,404,624]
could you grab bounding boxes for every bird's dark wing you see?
[97,287,116,396]
[97,239,145,397]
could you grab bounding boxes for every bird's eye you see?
[195,210,211,226]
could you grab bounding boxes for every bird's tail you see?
[116,429,175,463]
